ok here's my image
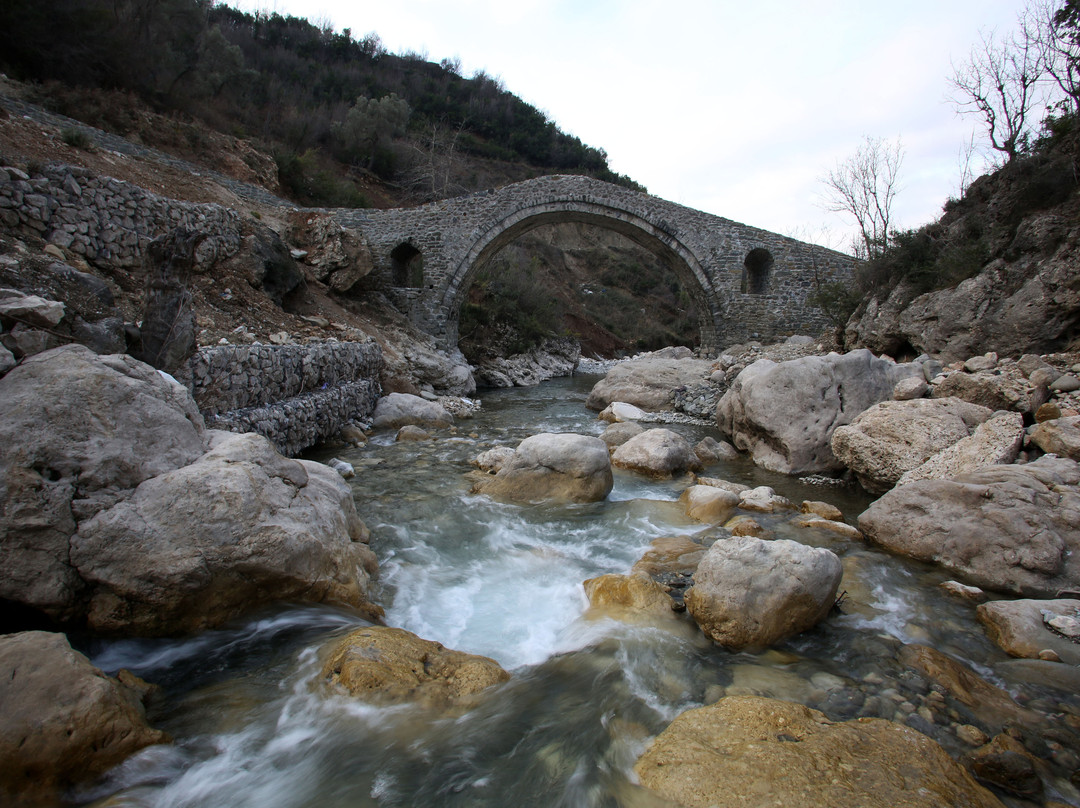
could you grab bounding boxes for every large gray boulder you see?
[585,354,713,411]
[72,432,381,635]
[684,536,842,650]
[0,345,208,622]
[716,349,920,475]
[0,346,381,634]
[859,456,1080,597]
[611,428,700,477]
[0,631,168,805]
[830,397,993,493]
[372,392,453,430]
[475,433,613,503]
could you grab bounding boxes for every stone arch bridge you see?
[333,175,855,353]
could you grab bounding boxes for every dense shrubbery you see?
[0,0,643,204]
[459,257,565,356]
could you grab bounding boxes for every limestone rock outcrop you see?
[716,349,919,475]
[859,455,1080,597]
[829,397,993,493]
[684,536,842,650]
[321,626,509,707]
[474,432,613,503]
[472,336,579,388]
[0,631,168,805]
[611,428,700,477]
[634,695,1005,808]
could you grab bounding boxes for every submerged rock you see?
[474,432,613,503]
[634,695,1005,808]
[0,631,168,804]
[321,626,509,707]
[684,536,842,650]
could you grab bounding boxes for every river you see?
[78,374,1071,807]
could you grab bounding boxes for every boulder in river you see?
[475,432,613,503]
[633,695,1006,808]
[321,626,509,708]
[977,598,1080,665]
[611,428,700,477]
[371,392,453,430]
[858,455,1080,597]
[684,536,842,650]
[71,432,382,635]
[585,353,714,412]
[716,349,919,475]
[830,397,993,493]
[0,344,382,634]
[0,631,168,805]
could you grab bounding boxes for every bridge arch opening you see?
[391,242,424,287]
[743,247,773,295]
[441,204,722,355]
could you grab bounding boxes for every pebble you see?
[956,724,990,747]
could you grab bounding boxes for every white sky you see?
[228,0,1037,250]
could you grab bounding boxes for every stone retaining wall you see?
[174,341,384,455]
[0,164,241,270]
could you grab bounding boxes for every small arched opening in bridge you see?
[391,242,424,287]
[441,204,722,355]
[742,248,773,295]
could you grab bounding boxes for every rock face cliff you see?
[845,129,1080,361]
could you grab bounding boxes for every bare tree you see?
[957,129,980,199]
[1020,0,1080,116]
[821,136,904,259]
[948,25,1047,163]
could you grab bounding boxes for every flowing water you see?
[79,375,1080,807]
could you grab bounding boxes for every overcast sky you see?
[229,0,1036,250]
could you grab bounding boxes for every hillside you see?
[0,1,702,360]
[843,122,1080,361]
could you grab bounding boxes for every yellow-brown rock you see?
[321,626,509,707]
[582,573,675,619]
[634,695,1005,808]
[679,484,739,524]
[800,499,844,521]
[630,535,705,578]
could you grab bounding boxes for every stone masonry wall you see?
[173,341,383,456]
[337,175,857,352]
[0,164,241,270]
